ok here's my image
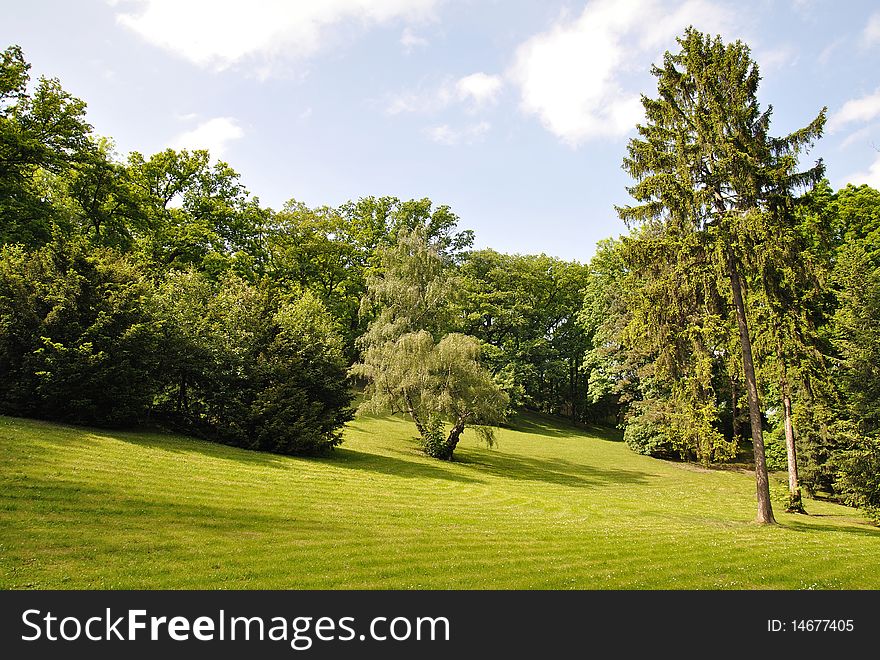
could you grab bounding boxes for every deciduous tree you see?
[353,226,507,459]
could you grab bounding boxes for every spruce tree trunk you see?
[727,249,776,524]
[782,379,805,513]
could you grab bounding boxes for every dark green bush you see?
[0,240,162,425]
[834,438,880,525]
[153,272,353,454]
[764,423,789,472]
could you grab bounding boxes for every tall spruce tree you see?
[750,193,834,514]
[617,28,825,523]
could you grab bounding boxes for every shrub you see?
[249,291,354,454]
[153,273,353,454]
[834,438,880,525]
[623,415,672,457]
[763,423,789,472]
[0,240,162,425]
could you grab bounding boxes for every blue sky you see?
[3,0,879,261]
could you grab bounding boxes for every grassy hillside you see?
[1,412,878,589]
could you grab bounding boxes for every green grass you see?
[1,411,878,589]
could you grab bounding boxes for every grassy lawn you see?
[1,411,878,589]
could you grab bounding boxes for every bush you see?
[623,416,672,457]
[0,240,162,425]
[249,291,354,454]
[153,273,353,454]
[834,438,880,525]
[763,423,789,472]
[1,245,354,453]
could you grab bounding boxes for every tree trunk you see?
[404,390,427,438]
[439,418,467,460]
[781,378,805,513]
[727,249,776,524]
[730,372,741,442]
[176,375,188,413]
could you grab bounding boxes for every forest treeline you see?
[0,36,878,521]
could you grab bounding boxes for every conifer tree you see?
[617,28,825,523]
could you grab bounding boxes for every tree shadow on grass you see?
[780,517,880,539]
[0,415,104,447]
[506,412,623,443]
[342,412,638,488]
[123,427,485,484]
[5,476,346,538]
[104,431,292,469]
[454,449,654,489]
[0,415,296,469]
[321,447,484,484]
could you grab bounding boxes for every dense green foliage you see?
[458,250,592,422]
[1,35,879,521]
[0,240,161,425]
[0,45,353,454]
[151,272,353,453]
[266,196,474,359]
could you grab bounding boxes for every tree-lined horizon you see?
[1,30,879,525]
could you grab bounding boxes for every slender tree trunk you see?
[176,375,188,413]
[404,390,427,438]
[730,372,741,442]
[781,378,805,513]
[727,249,775,524]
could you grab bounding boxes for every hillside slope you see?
[1,413,878,589]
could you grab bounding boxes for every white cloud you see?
[112,0,439,73]
[828,89,880,133]
[755,45,798,71]
[848,153,880,188]
[386,72,503,115]
[425,121,491,146]
[863,12,880,47]
[508,0,736,146]
[400,26,429,52]
[171,117,244,157]
[456,73,503,108]
[817,38,843,65]
[839,125,875,149]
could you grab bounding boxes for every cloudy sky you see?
[3,0,879,260]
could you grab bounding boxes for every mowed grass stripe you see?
[1,412,879,589]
